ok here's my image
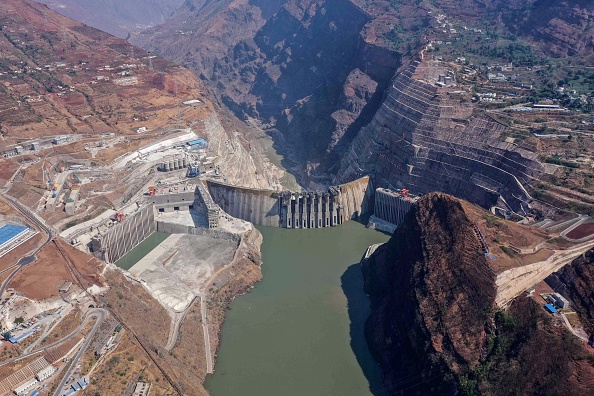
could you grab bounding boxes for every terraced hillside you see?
[338,58,544,213]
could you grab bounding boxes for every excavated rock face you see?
[547,249,594,334]
[337,59,544,212]
[363,193,496,394]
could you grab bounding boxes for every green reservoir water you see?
[114,232,169,270]
[205,220,390,396]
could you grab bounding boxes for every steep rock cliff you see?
[363,192,496,394]
[130,0,289,79]
[337,58,544,212]
[132,0,413,183]
[364,193,594,395]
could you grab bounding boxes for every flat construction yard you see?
[567,222,594,240]
[129,234,237,311]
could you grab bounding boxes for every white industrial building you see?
[13,378,38,394]
[36,365,56,381]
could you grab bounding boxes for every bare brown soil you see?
[0,233,43,272]
[83,332,177,396]
[9,243,74,300]
[0,159,20,186]
[567,223,594,240]
[54,239,104,288]
[461,200,553,273]
[103,269,170,348]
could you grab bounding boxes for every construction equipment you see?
[186,162,199,178]
[401,189,410,199]
[148,185,157,196]
[113,212,125,223]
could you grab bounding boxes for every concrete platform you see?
[129,233,238,312]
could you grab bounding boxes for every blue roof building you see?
[544,303,558,314]
[186,139,207,148]
[0,224,28,249]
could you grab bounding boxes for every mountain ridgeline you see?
[363,193,594,395]
[128,0,594,213]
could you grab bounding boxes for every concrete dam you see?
[206,176,374,228]
[94,176,413,264]
[96,205,157,263]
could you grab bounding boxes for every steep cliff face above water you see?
[363,193,496,393]
[364,193,594,395]
[337,58,544,213]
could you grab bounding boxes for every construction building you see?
[35,365,56,381]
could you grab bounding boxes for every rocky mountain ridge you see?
[363,193,594,395]
[127,0,594,210]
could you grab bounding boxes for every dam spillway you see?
[206,176,374,228]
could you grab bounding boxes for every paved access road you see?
[52,308,107,396]
[0,308,105,368]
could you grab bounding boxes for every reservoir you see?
[205,219,390,395]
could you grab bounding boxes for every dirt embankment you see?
[364,193,594,395]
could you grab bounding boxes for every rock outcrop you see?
[363,192,496,394]
[363,193,594,395]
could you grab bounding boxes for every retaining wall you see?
[102,205,156,263]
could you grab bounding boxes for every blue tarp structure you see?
[544,303,558,313]
[186,139,207,148]
[0,224,27,246]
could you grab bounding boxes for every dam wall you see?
[373,188,418,227]
[206,181,281,227]
[102,205,156,263]
[205,176,373,228]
